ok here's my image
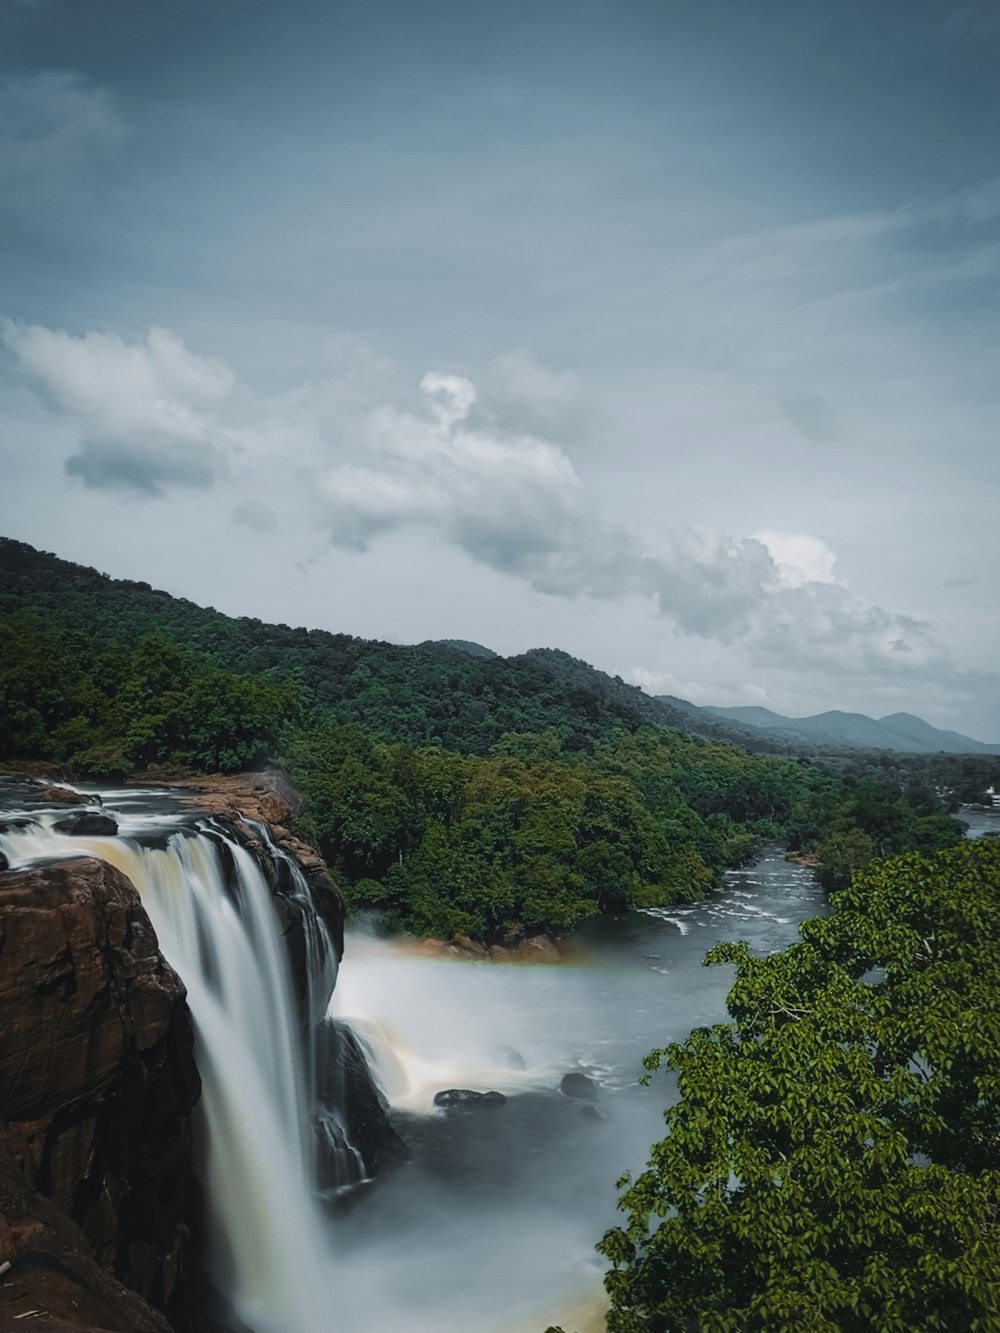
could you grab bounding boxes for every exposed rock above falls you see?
[0,856,199,1330]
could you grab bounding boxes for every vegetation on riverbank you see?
[547,841,1000,1331]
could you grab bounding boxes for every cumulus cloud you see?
[753,530,845,590]
[2,322,235,494]
[315,367,940,672]
[320,372,585,570]
[0,71,124,205]
[474,349,596,443]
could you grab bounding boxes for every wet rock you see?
[0,857,201,1317]
[433,1089,507,1110]
[560,1072,598,1101]
[487,944,515,962]
[52,810,118,836]
[33,784,89,806]
[517,935,561,963]
[313,1020,408,1182]
[452,933,487,957]
[0,1143,174,1332]
[0,849,7,872]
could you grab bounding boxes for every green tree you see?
[596,842,1000,1332]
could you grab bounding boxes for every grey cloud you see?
[3,321,235,498]
[472,350,598,447]
[0,70,124,206]
[65,440,217,495]
[315,370,945,672]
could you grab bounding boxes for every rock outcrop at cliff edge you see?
[0,857,200,1329]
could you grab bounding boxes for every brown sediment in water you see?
[393,932,599,966]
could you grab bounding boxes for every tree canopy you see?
[596,841,1000,1332]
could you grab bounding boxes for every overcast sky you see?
[1,0,998,738]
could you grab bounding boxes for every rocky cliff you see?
[0,855,199,1331]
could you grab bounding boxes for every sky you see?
[1,0,998,739]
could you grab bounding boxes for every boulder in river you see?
[560,1072,598,1101]
[52,810,119,836]
[433,1089,507,1110]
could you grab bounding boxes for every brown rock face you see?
[0,1144,173,1332]
[0,857,200,1322]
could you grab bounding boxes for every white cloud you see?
[0,71,124,205]
[314,364,950,677]
[753,530,845,589]
[320,372,584,570]
[2,322,237,494]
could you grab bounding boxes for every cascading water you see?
[0,794,356,1333]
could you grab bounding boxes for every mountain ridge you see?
[699,703,1000,755]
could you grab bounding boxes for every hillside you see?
[0,537,785,757]
[0,534,974,942]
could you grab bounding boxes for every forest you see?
[0,580,965,941]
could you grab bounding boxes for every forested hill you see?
[0,537,781,756]
[0,536,972,942]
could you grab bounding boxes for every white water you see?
[0,804,337,1333]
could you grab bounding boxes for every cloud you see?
[2,322,235,494]
[2,317,972,695]
[65,441,217,494]
[753,530,845,590]
[316,367,944,673]
[474,349,596,443]
[320,372,585,568]
[0,71,124,206]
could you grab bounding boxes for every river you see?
[326,843,827,1331]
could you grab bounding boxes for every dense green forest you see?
[3,538,997,801]
[580,840,1000,1332]
[0,604,963,941]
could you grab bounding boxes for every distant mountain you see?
[700,704,1000,755]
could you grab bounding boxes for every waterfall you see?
[0,796,353,1333]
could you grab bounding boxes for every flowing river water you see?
[329,843,827,1331]
[2,783,996,1332]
